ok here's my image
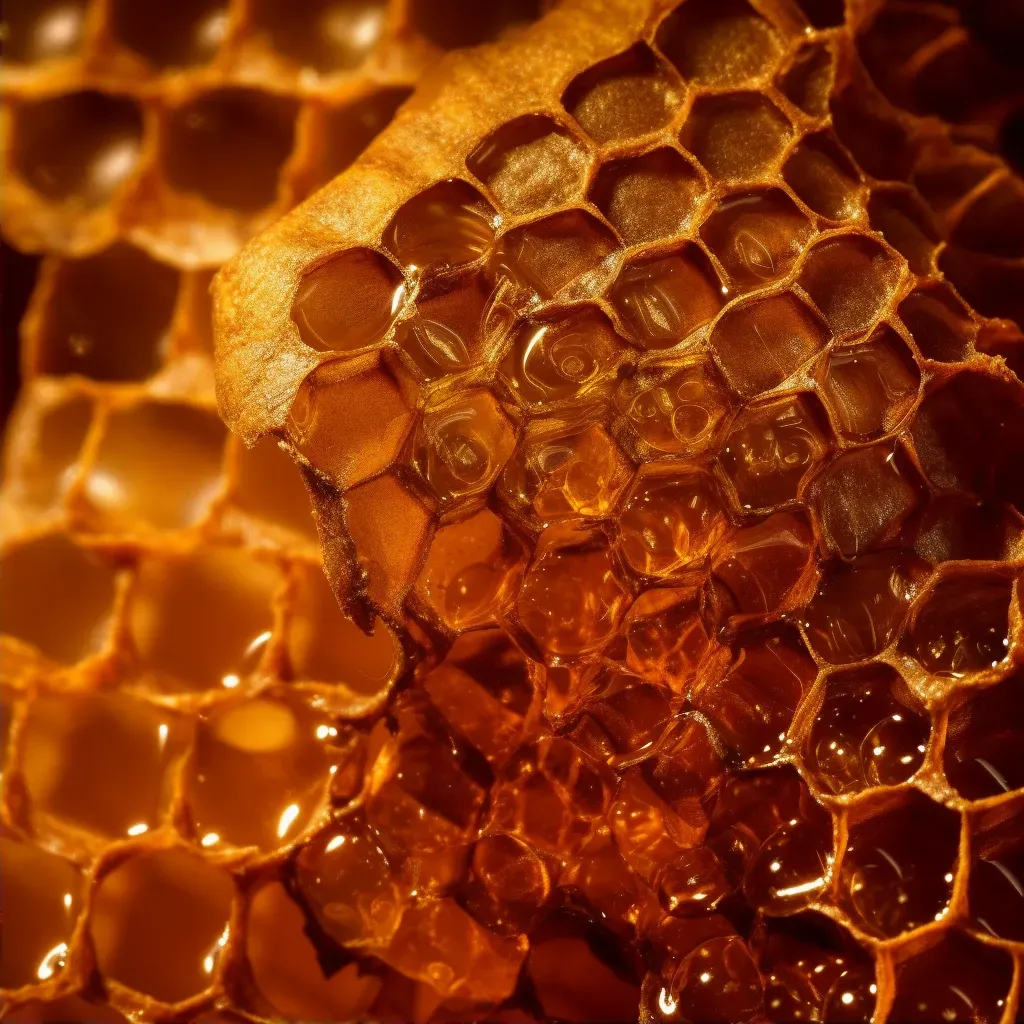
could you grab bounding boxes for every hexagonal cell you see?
[783,133,864,222]
[382,179,496,271]
[0,534,117,665]
[250,0,385,72]
[468,114,590,215]
[0,836,83,989]
[868,188,941,275]
[110,0,228,67]
[899,283,976,363]
[912,494,1023,565]
[89,848,234,1003]
[805,664,930,795]
[230,435,316,542]
[21,690,188,841]
[84,401,226,532]
[494,209,618,299]
[660,937,763,1022]
[286,354,415,490]
[840,790,959,938]
[501,307,628,408]
[656,0,782,88]
[952,177,1024,259]
[4,996,129,1024]
[415,509,524,631]
[680,94,792,181]
[803,549,927,664]
[562,43,683,144]
[9,91,143,206]
[779,42,834,118]
[518,521,629,658]
[130,544,278,693]
[163,88,298,212]
[407,0,540,49]
[709,293,830,399]
[970,803,1024,940]
[939,244,1024,329]
[291,247,404,352]
[589,147,703,245]
[945,670,1024,799]
[3,1,89,63]
[829,84,916,184]
[810,443,922,559]
[608,244,722,350]
[798,235,902,337]
[718,394,828,510]
[618,465,728,578]
[692,625,816,768]
[35,245,179,381]
[624,588,716,691]
[889,932,1013,1023]
[816,326,920,441]
[699,189,814,292]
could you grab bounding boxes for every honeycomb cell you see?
[3,996,129,1024]
[943,670,1024,798]
[779,42,834,118]
[692,625,816,768]
[589,147,704,245]
[656,0,782,88]
[782,133,864,222]
[709,294,830,399]
[501,307,628,408]
[624,588,717,691]
[291,248,404,352]
[663,936,764,1023]
[742,813,833,916]
[9,91,142,207]
[415,509,524,631]
[518,521,629,658]
[109,0,228,68]
[699,188,814,292]
[467,830,549,930]
[89,848,235,1003]
[36,244,179,381]
[810,443,921,558]
[889,931,1013,1023]
[829,85,914,184]
[898,283,976,363]
[618,465,728,578]
[608,244,722,349]
[868,188,941,275]
[816,326,920,441]
[953,177,1024,259]
[803,549,926,664]
[839,791,959,938]
[382,180,496,270]
[21,690,188,841]
[250,0,385,73]
[0,836,83,989]
[3,1,88,63]
[587,672,673,760]
[562,43,682,144]
[912,494,1024,565]
[163,89,298,212]
[680,94,792,181]
[286,355,415,489]
[805,664,930,795]
[84,401,226,532]
[970,803,1024,940]
[130,544,278,693]
[407,0,540,50]
[468,114,590,215]
[718,394,828,509]
[494,209,618,299]
[0,534,116,665]
[798,235,902,337]
[229,435,317,542]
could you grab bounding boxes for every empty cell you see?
[13,392,92,508]
[130,544,279,693]
[0,533,116,664]
[21,690,188,840]
[868,188,940,274]
[609,244,722,349]
[817,326,920,440]
[110,0,228,68]
[0,836,83,989]
[899,283,976,363]
[314,88,411,185]
[656,0,782,87]
[953,177,1024,259]
[798,235,902,336]
[912,494,1023,565]
[163,88,298,212]
[590,147,703,245]
[3,1,89,63]
[231,435,317,541]
[699,188,813,291]
[709,292,829,399]
[468,114,589,215]
[36,245,178,381]
[563,43,682,144]
[84,401,226,531]
[89,848,235,1003]
[783,132,864,222]
[829,85,914,184]
[10,91,143,206]
[970,804,1024,941]
[251,0,386,73]
[779,42,835,118]
[382,180,496,270]
[939,244,1024,328]
[680,94,792,181]
[291,247,404,352]
[408,0,539,49]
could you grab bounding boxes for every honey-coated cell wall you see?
[4,1,1024,1023]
